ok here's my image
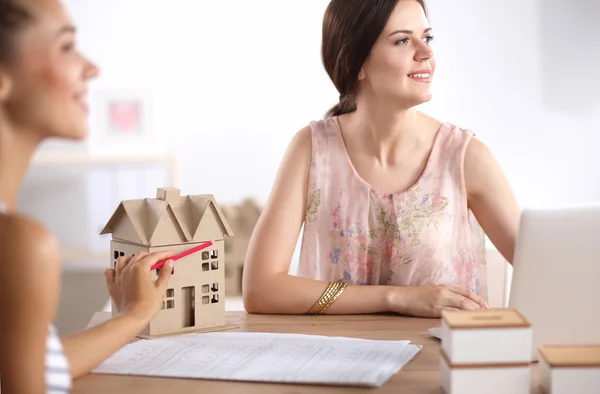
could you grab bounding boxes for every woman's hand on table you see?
[389,285,489,318]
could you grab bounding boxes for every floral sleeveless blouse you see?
[296,116,488,301]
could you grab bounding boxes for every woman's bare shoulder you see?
[416,110,444,129]
[0,213,60,294]
[0,213,59,258]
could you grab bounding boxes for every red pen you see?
[151,241,214,271]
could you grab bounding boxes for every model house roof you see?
[100,187,234,246]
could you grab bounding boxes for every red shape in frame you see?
[109,101,140,133]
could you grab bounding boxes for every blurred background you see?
[18,0,600,334]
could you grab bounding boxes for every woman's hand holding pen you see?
[105,250,176,324]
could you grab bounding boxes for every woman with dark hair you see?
[0,1,176,392]
[243,0,520,318]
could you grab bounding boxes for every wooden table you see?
[73,311,542,393]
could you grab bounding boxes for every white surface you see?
[440,356,530,394]
[441,321,532,364]
[32,152,177,165]
[485,246,510,308]
[92,331,421,387]
[540,357,600,394]
[508,202,600,359]
[428,326,442,339]
[61,0,600,211]
[37,0,599,280]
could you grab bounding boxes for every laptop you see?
[508,202,600,360]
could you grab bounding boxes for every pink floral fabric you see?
[297,116,488,301]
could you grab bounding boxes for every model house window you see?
[211,261,219,270]
[162,288,175,310]
[156,266,175,276]
[202,262,209,271]
[201,283,219,305]
[202,251,209,260]
[113,251,125,268]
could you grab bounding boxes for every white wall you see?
[60,0,600,209]
[423,0,600,208]
[34,1,599,326]
[60,0,335,206]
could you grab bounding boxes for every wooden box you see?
[439,309,532,394]
[539,345,600,394]
[440,352,531,394]
[441,308,532,364]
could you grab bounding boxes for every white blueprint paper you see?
[92,331,422,387]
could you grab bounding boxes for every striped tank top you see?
[0,201,72,393]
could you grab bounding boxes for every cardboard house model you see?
[100,187,236,338]
[220,198,262,296]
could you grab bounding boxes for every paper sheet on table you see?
[92,331,422,387]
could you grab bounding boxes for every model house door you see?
[181,286,196,328]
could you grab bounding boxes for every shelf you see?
[60,248,109,271]
[61,248,108,262]
[31,151,180,188]
[32,152,177,166]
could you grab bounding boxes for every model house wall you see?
[101,187,234,337]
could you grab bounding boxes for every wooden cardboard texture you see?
[156,187,180,204]
[146,241,226,336]
[221,198,262,296]
[147,205,188,246]
[539,345,600,367]
[442,308,530,329]
[102,188,235,338]
[188,195,234,241]
[101,204,145,245]
[195,204,228,242]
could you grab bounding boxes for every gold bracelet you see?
[310,282,344,315]
[306,282,339,315]
[306,281,348,315]
[318,282,348,314]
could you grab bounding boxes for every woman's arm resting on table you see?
[242,127,487,316]
[243,126,393,315]
[0,215,61,394]
[465,137,521,264]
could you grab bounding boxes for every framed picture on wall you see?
[89,90,162,156]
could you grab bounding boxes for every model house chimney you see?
[156,187,181,204]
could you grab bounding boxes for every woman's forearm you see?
[61,313,148,379]
[243,273,394,314]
